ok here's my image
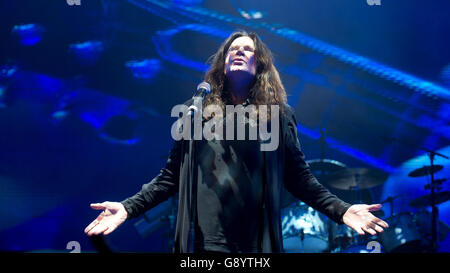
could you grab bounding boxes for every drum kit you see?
[281,158,450,253]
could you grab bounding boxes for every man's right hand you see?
[84,202,128,236]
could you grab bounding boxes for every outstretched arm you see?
[120,139,182,219]
[85,140,182,236]
[282,106,351,224]
[282,105,388,235]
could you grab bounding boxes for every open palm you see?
[84,202,128,236]
[342,204,389,236]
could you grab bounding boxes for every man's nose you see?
[235,48,245,56]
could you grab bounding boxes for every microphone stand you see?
[185,82,211,253]
[167,196,177,252]
[186,101,198,253]
[186,94,206,253]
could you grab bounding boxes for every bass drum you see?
[414,209,450,242]
[330,223,383,253]
[379,213,422,253]
[281,202,330,253]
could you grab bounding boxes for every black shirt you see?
[194,110,265,253]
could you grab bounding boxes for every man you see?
[84,31,388,253]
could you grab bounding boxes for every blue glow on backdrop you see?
[69,41,104,66]
[1,0,449,253]
[125,59,162,80]
[98,113,141,145]
[0,64,18,79]
[154,0,450,100]
[152,24,230,72]
[297,124,396,173]
[0,85,7,108]
[173,0,204,5]
[11,24,44,46]
[441,64,450,87]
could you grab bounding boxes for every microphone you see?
[188,82,211,115]
[193,81,211,99]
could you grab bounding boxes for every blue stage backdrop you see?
[0,0,449,253]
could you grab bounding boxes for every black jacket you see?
[121,102,351,253]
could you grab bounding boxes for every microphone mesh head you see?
[197,82,211,93]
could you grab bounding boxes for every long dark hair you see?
[203,31,287,120]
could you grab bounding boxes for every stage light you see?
[238,9,264,19]
[11,24,44,46]
[68,41,104,65]
[125,58,161,80]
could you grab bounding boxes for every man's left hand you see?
[342,204,389,235]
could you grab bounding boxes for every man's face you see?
[224,36,257,77]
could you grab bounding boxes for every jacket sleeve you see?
[282,106,351,224]
[120,140,182,219]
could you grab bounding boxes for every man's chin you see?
[226,69,255,78]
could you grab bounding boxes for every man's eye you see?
[228,47,254,53]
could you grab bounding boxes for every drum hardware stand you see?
[349,169,367,205]
[380,137,449,253]
[319,128,326,163]
[381,195,401,217]
[349,184,363,205]
[328,220,336,252]
[424,151,448,253]
[317,128,328,178]
[348,184,365,247]
[299,228,305,253]
[317,129,332,253]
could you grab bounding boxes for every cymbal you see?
[280,159,348,208]
[306,159,347,178]
[380,195,401,204]
[408,165,443,177]
[409,191,450,207]
[322,168,388,190]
